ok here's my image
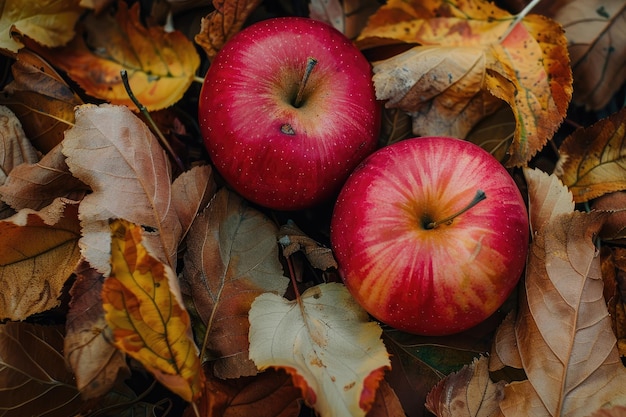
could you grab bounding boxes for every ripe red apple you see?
[330,137,529,335]
[198,17,380,210]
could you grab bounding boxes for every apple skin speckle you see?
[199,17,380,211]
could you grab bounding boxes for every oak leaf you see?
[0,0,83,54]
[426,356,505,417]
[556,107,626,203]
[0,49,83,153]
[248,282,391,417]
[65,260,130,399]
[194,0,262,61]
[30,2,200,111]
[358,0,572,167]
[0,198,80,320]
[181,188,289,379]
[103,219,205,402]
[497,168,626,415]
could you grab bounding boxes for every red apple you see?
[198,17,380,210]
[330,137,529,335]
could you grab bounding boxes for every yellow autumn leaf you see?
[556,107,626,203]
[0,0,83,54]
[29,2,200,111]
[358,0,572,167]
[103,219,204,402]
[248,282,390,417]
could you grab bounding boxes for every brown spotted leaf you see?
[556,107,626,203]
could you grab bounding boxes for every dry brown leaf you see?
[181,188,289,379]
[194,0,262,61]
[523,167,575,236]
[0,50,83,153]
[500,210,626,416]
[489,312,523,372]
[540,0,626,110]
[62,104,182,276]
[0,0,83,54]
[589,405,626,417]
[466,106,516,164]
[610,248,626,357]
[556,107,626,203]
[29,2,200,111]
[593,191,626,243]
[278,220,337,271]
[186,368,302,417]
[367,380,406,417]
[65,260,129,399]
[0,144,88,211]
[358,0,572,167]
[0,198,81,320]
[172,165,216,242]
[426,356,505,417]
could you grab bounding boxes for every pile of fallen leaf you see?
[0,0,625,416]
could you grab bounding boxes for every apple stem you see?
[294,57,318,108]
[426,190,487,229]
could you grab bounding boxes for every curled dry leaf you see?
[194,0,262,61]
[181,188,289,379]
[278,220,338,271]
[0,144,88,212]
[309,0,379,40]
[489,312,523,372]
[426,356,505,417]
[523,167,574,236]
[104,219,205,402]
[0,49,83,153]
[0,198,80,321]
[248,282,391,417]
[0,0,83,54]
[593,191,626,243]
[357,0,572,167]
[556,107,626,203]
[29,2,200,111]
[540,0,626,110]
[65,260,130,399]
[62,104,182,277]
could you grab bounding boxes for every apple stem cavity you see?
[293,57,318,108]
[425,190,487,230]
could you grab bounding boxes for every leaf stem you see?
[120,70,185,172]
[498,0,542,43]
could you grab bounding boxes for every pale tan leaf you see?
[524,167,574,236]
[426,356,505,417]
[249,282,391,417]
[0,198,80,320]
[0,105,39,182]
[501,211,626,416]
[65,261,129,399]
[181,188,289,379]
[61,104,181,278]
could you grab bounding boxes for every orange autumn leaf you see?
[103,219,204,402]
[195,0,262,61]
[556,107,626,203]
[29,2,199,111]
[357,0,572,167]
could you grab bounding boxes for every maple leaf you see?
[195,0,262,60]
[28,2,200,111]
[555,107,626,203]
[181,188,289,379]
[248,282,390,417]
[0,0,83,54]
[0,198,80,321]
[103,219,205,402]
[357,0,572,167]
